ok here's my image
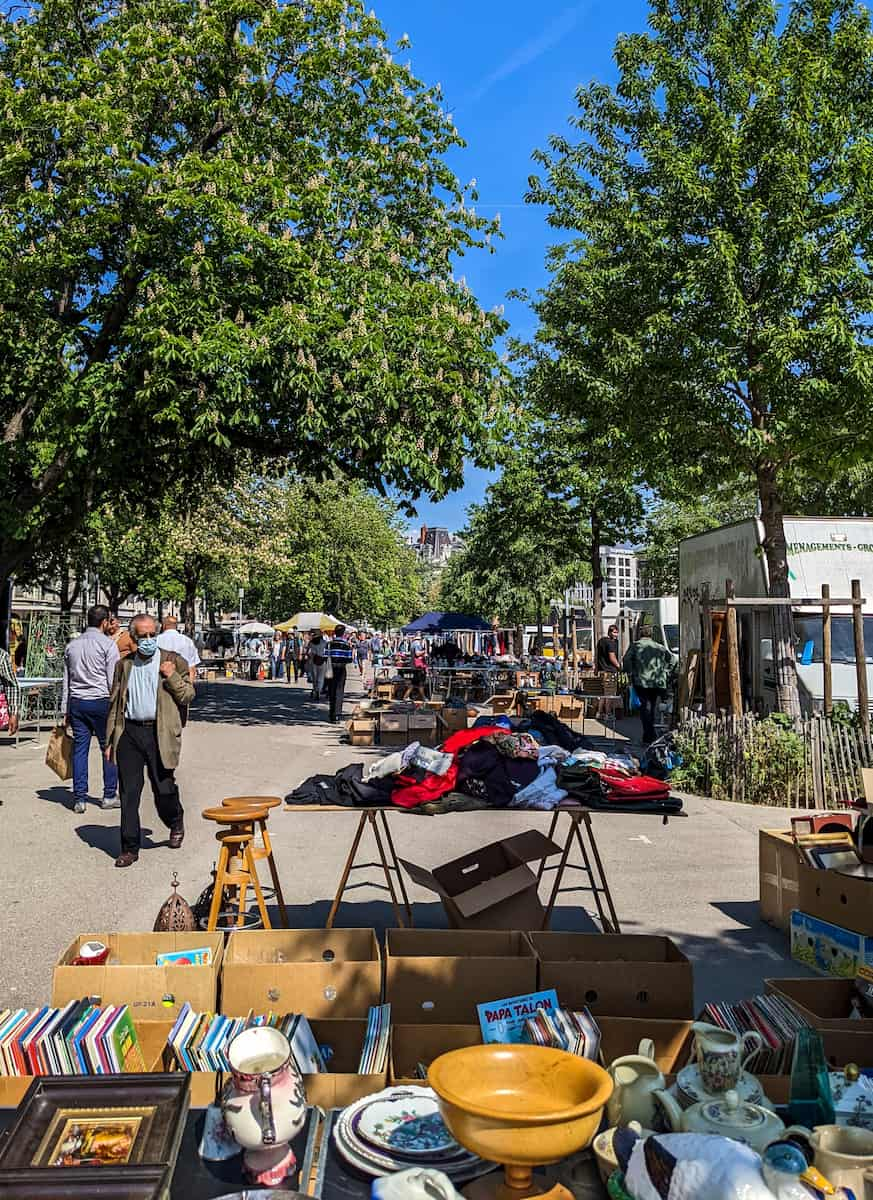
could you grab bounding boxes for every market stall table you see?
[8,677,61,745]
[283,802,684,933]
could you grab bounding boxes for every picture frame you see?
[808,844,862,872]
[0,1074,188,1176]
[0,1164,169,1199]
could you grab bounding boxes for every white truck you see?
[617,597,679,658]
[679,516,873,714]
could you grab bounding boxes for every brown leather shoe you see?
[168,824,184,849]
[115,851,138,868]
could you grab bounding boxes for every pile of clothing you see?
[285,713,682,815]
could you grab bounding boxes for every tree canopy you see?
[527,0,873,712]
[0,0,505,585]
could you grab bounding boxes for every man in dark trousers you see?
[622,623,675,745]
[105,613,195,867]
[326,624,353,723]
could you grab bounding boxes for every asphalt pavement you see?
[0,672,810,1009]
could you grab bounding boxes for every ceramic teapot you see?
[808,1125,873,1197]
[222,1025,307,1186]
[655,1088,809,1155]
[607,1039,666,1128]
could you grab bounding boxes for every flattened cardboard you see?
[221,929,381,1018]
[759,830,801,932]
[52,933,223,1020]
[528,932,694,1019]
[391,1023,483,1086]
[766,976,873,1031]
[399,829,561,931]
[386,930,538,1024]
[798,863,873,937]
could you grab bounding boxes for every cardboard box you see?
[380,732,409,747]
[52,933,224,1021]
[766,976,873,1031]
[380,713,409,735]
[597,1017,695,1073]
[400,830,562,931]
[528,933,695,1019]
[799,863,873,937]
[221,929,381,1018]
[386,930,538,1024]
[391,1024,483,1086]
[349,718,376,747]
[439,708,469,733]
[490,694,516,715]
[790,909,873,978]
[759,830,802,932]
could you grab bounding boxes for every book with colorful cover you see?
[111,1007,147,1073]
[477,990,559,1044]
[155,947,213,967]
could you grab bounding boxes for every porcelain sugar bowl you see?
[221,1025,307,1186]
[655,1088,807,1155]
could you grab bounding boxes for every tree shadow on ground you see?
[189,680,361,728]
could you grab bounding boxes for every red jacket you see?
[391,725,510,809]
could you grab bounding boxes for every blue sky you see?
[375,0,651,532]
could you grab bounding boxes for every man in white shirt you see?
[156,616,200,683]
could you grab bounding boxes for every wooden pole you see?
[570,612,579,679]
[702,583,715,714]
[725,579,743,716]
[852,578,869,737]
[822,583,832,716]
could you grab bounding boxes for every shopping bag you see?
[45,723,74,780]
[628,684,641,712]
[0,689,8,731]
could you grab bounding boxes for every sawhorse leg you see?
[541,810,622,933]
[324,810,414,930]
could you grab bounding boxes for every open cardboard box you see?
[386,930,538,1024]
[399,830,562,931]
[161,1017,387,1110]
[52,933,224,1021]
[0,1019,176,1109]
[391,1024,483,1087]
[798,864,873,937]
[528,933,694,1019]
[759,830,801,932]
[766,976,873,1031]
[597,1017,695,1073]
[221,929,382,1018]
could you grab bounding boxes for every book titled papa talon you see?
[477,989,559,1044]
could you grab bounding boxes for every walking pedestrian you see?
[622,624,675,745]
[269,631,285,680]
[308,630,328,699]
[327,624,353,723]
[157,616,200,682]
[61,604,119,813]
[285,628,302,681]
[0,645,21,736]
[105,613,195,868]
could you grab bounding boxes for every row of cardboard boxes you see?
[348,704,470,747]
[46,929,695,1023]
[759,828,873,978]
[3,998,870,1111]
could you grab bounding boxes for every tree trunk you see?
[105,583,124,614]
[59,570,81,616]
[514,624,524,656]
[757,461,801,717]
[590,507,604,647]
[182,573,197,632]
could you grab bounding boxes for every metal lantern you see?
[153,871,196,932]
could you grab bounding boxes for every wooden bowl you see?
[428,1044,613,1183]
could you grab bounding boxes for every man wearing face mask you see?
[105,613,196,868]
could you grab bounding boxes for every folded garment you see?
[491,731,540,759]
[508,766,568,810]
[604,752,637,773]
[286,763,396,807]
[564,750,607,768]
[410,745,454,776]
[364,742,420,782]
[526,710,589,751]
[537,744,572,763]
[456,742,539,807]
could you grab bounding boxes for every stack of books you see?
[358,1004,391,1074]
[699,994,810,1074]
[168,1004,326,1074]
[523,1005,601,1061]
[0,1001,146,1075]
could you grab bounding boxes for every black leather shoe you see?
[115,851,138,868]
[168,824,184,849]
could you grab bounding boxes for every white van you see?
[679,517,873,714]
[618,597,679,658]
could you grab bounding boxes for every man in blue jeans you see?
[61,604,120,813]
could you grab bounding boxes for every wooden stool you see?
[220,796,288,927]
[202,805,272,931]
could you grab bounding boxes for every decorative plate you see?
[333,1124,495,1185]
[353,1092,456,1157]
[335,1114,476,1174]
[676,1065,763,1106]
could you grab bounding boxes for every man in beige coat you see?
[106,613,195,867]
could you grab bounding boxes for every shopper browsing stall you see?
[327,624,353,723]
[622,624,675,745]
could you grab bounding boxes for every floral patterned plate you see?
[676,1065,764,1107]
[349,1088,458,1157]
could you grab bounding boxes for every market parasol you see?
[238,621,275,635]
[401,611,493,634]
[274,612,349,632]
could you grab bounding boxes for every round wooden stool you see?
[220,796,288,927]
[202,805,272,931]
